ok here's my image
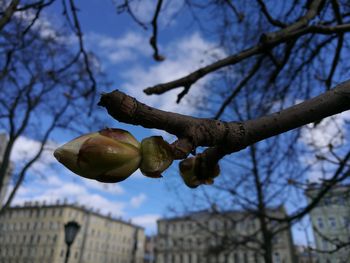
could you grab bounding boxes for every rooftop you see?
[3,200,144,230]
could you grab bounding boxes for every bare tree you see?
[2,1,349,262]
[105,1,350,262]
[0,0,104,211]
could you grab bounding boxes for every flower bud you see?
[179,156,220,188]
[54,128,141,183]
[140,136,174,178]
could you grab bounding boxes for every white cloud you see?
[299,111,350,182]
[300,111,350,149]
[12,174,126,216]
[87,31,151,64]
[10,136,57,173]
[13,8,62,41]
[130,193,147,208]
[8,135,126,216]
[120,32,226,116]
[132,213,160,233]
[82,179,125,195]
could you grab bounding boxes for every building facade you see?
[0,201,145,263]
[156,207,295,263]
[294,246,318,263]
[144,236,156,263]
[306,184,350,263]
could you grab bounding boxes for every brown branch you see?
[150,0,165,62]
[116,0,148,30]
[224,0,244,22]
[0,99,71,213]
[67,0,96,98]
[256,0,286,28]
[143,0,326,98]
[0,0,20,31]
[325,0,344,90]
[100,80,350,160]
[214,56,265,119]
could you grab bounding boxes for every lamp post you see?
[64,221,80,263]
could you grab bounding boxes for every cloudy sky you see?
[5,0,350,241]
[6,0,226,234]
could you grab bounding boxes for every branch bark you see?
[143,0,329,99]
[99,80,350,159]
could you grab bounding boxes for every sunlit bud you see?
[140,136,174,178]
[54,128,141,183]
[179,156,220,188]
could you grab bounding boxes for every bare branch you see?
[0,0,19,31]
[143,0,327,98]
[67,0,96,98]
[256,0,286,28]
[150,0,165,62]
[100,80,350,160]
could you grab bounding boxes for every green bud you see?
[54,128,141,183]
[140,136,174,178]
[179,156,220,188]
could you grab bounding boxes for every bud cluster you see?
[54,128,173,183]
[54,128,220,188]
[179,156,220,188]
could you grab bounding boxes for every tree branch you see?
[143,0,326,98]
[150,0,165,62]
[0,0,20,32]
[99,80,350,159]
[256,0,286,28]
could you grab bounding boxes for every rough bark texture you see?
[99,80,350,160]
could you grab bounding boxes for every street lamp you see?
[64,221,80,263]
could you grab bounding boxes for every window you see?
[343,217,350,228]
[324,197,331,206]
[322,240,328,250]
[273,252,281,263]
[328,217,336,229]
[243,253,248,263]
[337,196,345,206]
[272,236,279,244]
[317,218,324,229]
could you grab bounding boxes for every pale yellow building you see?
[156,207,295,263]
[0,201,145,263]
[306,184,350,263]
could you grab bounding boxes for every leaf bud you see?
[179,156,220,188]
[139,136,174,178]
[54,128,141,183]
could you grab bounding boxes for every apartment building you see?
[0,201,145,263]
[294,246,318,263]
[156,207,295,263]
[144,236,156,263]
[306,184,350,263]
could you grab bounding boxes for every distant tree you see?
[2,1,350,262]
[104,1,350,262]
[0,0,104,211]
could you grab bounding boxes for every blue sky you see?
[7,0,350,243]
[8,0,227,235]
